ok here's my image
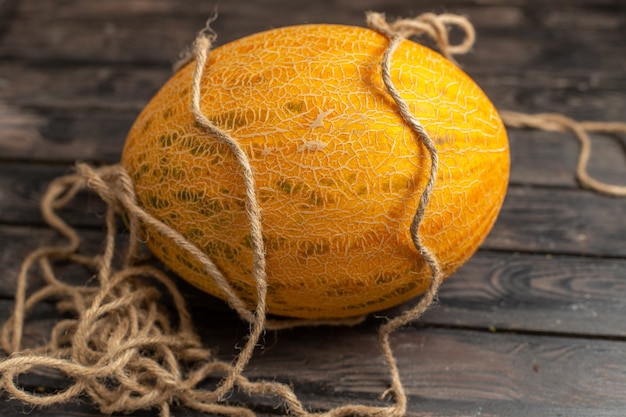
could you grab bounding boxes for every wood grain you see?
[2,1,625,75]
[3,63,626,114]
[243,327,626,414]
[420,251,626,337]
[484,186,626,257]
[1,107,625,190]
[4,306,626,416]
[0,0,625,416]
[0,63,167,110]
[3,108,624,187]
[2,163,624,256]
[508,129,626,189]
[2,224,625,336]
[0,162,107,226]
[0,0,16,30]
[0,108,132,163]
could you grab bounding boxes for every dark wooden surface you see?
[1,0,625,416]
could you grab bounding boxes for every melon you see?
[121,24,509,319]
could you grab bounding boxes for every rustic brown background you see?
[0,0,625,416]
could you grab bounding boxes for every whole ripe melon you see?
[121,24,509,319]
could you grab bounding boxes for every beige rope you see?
[189,30,269,403]
[0,163,336,417]
[365,11,459,416]
[170,11,461,415]
[366,11,475,63]
[501,111,626,196]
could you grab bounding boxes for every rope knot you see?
[366,11,475,62]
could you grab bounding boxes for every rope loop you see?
[366,11,475,62]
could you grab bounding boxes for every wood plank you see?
[0,63,168,111]
[419,251,626,337]
[0,163,107,227]
[13,0,626,41]
[486,79,626,122]
[3,63,626,115]
[253,326,626,416]
[1,108,624,188]
[0,225,108,297]
[3,307,626,417]
[1,0,624,75]
[0,0,16,31]
[0,164,623,258]
[2,163,624,254]
[0,17,201,65]
[0,225,229,314]
[0,59,457,111]
[484,186,626,257]
[1,23,621,77]
[2,223,625,336]
[248,326,626,416]
[508,129,625,188]
[0,108,132,162]
[0,399,193,417]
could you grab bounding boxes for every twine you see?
[1,9,625,417]
[501,111,626,196]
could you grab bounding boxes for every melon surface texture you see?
[121,24,510,319]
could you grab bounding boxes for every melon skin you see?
[121,24,509,319]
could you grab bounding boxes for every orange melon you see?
[121,24,509,319]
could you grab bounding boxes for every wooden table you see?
[1,0,625,416]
